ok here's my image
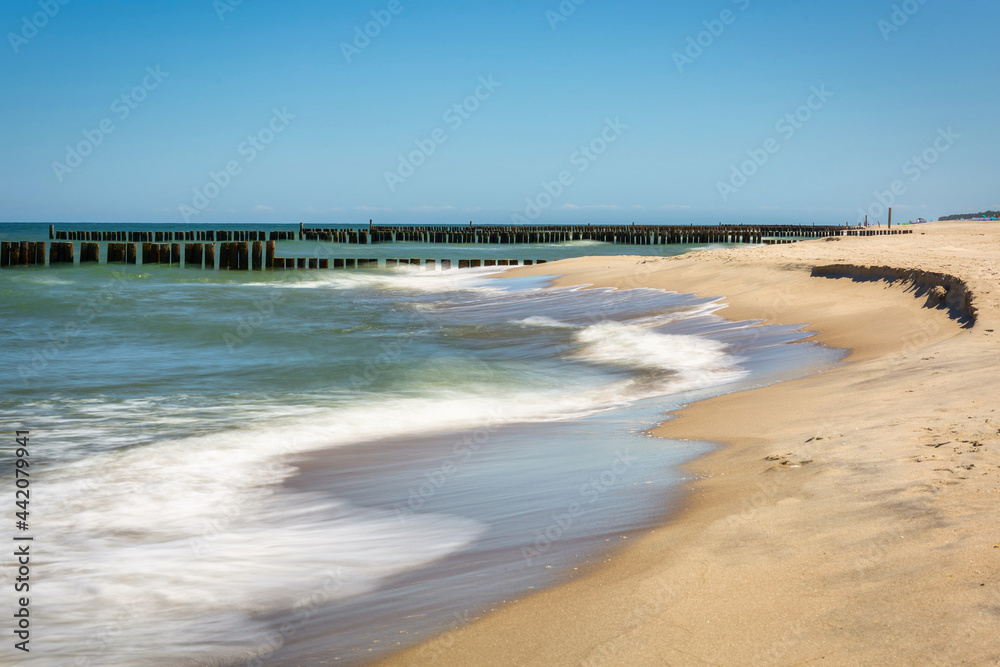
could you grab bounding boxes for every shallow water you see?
[0,223,842,665]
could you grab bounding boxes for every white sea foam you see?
[12,272,751,665]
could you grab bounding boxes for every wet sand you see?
[377,221,1000,665]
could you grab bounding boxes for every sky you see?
[1,0,997,226]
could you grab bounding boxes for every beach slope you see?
[379,221,1000,666]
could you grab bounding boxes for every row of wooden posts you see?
[48,223,914,247]
[0,241,548,270]
[301,223,914,245]
[49,226,295,243]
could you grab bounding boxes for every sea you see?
[0,223,843,665]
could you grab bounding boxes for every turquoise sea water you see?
[0,223,842,665]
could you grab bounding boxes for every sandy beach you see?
[378,220,1000,666]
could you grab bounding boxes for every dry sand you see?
[378,221,1000,666]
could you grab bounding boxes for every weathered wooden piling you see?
[9,243,21,266]
[265,241,275,270]
[19,242,30,266]
[252,242,263,271]
[0,242,8,267]
[49,225,54,240]
[204,243,216,269]
[440,259,451,270]
[33,242,45,265]
[237,242,249,270]
[319,258,329,269]
[48,242,72,265]
[425,259,435,269]
[296,258,306,269]
[345,258,356,268]
[81,242,100,263]
[169,243,180,265]
[219,243,230,270]
[107,243,127,264]
[185,243,203,268]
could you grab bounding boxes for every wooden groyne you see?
[1,240,548,271]
[4,222,913,270]
[48,225,295,242]
[301,223,913,244]
[42,224,914,247]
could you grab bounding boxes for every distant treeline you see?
[939,211,999,221]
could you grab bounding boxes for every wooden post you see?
[185,243,203,268]
[34,242,46,265]
[333,258,344,269]
[440,259,451,270]
[171,243,181,265]
[81,242,100,263]
[219,243,230,270]
[319,258,329,269]
[49,225,54,240]
[888,207,892,228]
[126,243,137,264]
[265,241,275,269]
[108,243,126,264]
[0,241,9,267]
[19,242,30,266]
[345,258,356,268]
[9,243,21,266]
[205,243,216,269]
[252,241,263,270]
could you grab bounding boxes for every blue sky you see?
[1,0,997,225]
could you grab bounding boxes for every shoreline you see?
[377,221,1000,665]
